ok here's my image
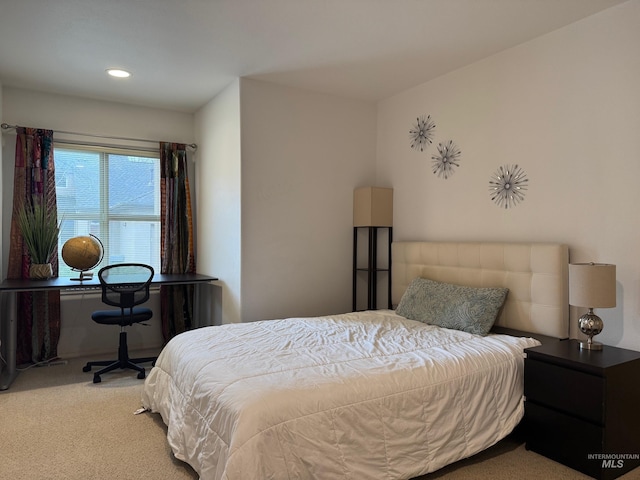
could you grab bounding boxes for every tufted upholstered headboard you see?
[391,242,569,339]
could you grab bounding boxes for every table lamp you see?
[568,262,616,351]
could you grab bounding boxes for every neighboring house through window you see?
[54,145,161,276]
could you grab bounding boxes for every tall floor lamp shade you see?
[568,263,616,351]
[353,187,393,227]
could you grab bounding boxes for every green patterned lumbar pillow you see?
[396,277,509,336]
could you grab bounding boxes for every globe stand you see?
[71,270,94,281]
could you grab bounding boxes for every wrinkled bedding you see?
[141,310,540,480]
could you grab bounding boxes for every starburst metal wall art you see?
[409,114,435,152]
[488,164,529,209]
[431,140,461,179]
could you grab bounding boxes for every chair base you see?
[83,331,156,383]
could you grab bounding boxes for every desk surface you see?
[0,272,218,292]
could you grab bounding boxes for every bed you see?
[141,241,569,479]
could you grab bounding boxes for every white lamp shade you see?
[569,263,616,308]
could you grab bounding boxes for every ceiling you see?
[0,0,628,113]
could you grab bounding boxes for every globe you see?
[62,235,104,278]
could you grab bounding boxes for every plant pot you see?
[30,263,53,280]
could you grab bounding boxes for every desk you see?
[0,273,217,390]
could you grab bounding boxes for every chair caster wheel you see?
[137,371,145,380]
[83,365,91,372]
[93,375,101,384]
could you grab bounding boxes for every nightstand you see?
[524,340,640,480]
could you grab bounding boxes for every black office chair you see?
[82,263,156,383]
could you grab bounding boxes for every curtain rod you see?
[0,123,197,151]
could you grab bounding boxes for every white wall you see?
[240,79,377,322]
[377,1,640,350]
[1,88,195,357]
[2,88,194,145]
[194,78,377,325]
[194,80,242,325]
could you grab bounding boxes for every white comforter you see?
[141,310,540,480]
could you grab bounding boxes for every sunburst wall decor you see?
[488,164,529,209]
[431,140,461,179]
[409,114,435,152]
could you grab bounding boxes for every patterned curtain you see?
[159,142,196,341]
[7,127,61,365]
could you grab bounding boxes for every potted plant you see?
[15,203,61,279]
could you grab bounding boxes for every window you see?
[54,145,161,277]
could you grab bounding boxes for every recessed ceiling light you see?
[106,68,132,78]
